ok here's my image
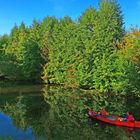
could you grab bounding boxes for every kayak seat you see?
[106,116,117,121]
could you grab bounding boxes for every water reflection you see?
[0,113,34,140]
[0,92,46,140]
[0,86,140,140]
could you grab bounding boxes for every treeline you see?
[0,0,140,94]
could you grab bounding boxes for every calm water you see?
[0,85,140,140]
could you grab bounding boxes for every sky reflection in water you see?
[0,113,35,140]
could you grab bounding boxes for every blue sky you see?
[0,0,140,35]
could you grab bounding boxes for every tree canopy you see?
[1,0,140,96]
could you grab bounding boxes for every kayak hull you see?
[88,110,140,128]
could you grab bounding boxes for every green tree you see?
[76,7,97,88]
[91,0,126,93]
[45,16,77,85]
[22,40,44,81]
[92,52,128,93]
[0,34,10,77]
[28,20,41,43]
[0,34,9,60]
[118,28,140,95]
[40,17,58,63]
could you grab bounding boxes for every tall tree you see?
[0,34,9,76]
[40,17,58,63]
[22,40,43,81]
[0,34,9,58]
[93,0,124,56]
[76,7,97,88]
[118,28,140,95]
[92,0,126,93]
[45,16,78,85]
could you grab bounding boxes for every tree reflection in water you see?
[0,87,140,140]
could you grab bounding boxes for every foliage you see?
[92,52,129,93]
[3,96,27,130]
[43,0,126,95]
[1,0,140,105]
[1,21,44,81]
[21,40,44,81]
[90,0,126,93]
[118,28,140,95]
[44,87,128,123]
[45,16,78,85]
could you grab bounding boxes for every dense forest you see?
[1,0,140,97]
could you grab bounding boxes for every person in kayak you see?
[101,108,107,117]
[88,108,98,117]
[118,112,135,122]
[124,112,135,122]
[88,108,93,116]
[89,108,107,117]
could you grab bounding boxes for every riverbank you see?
[0,84,44,94]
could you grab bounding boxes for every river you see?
[0,85,140,140]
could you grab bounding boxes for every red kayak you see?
[88,109,140,128]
